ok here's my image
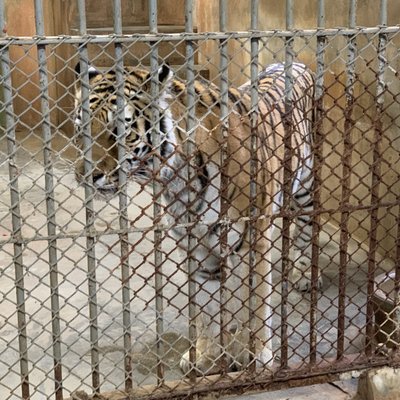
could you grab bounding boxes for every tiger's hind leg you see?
[179,250,274,374]
[179,275,222,375]
[289,156,323,291]
[219,251,274,372]
[179,258,257,375]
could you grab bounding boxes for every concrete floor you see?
[226,378,358,400]
[0,133,393,399]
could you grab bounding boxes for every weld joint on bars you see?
[1,26,400,45]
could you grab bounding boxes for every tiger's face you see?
[73,64,175,195]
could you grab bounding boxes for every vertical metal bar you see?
[395,187,400,349]
[218,0,230,375]
[248,0,259,372]
[379,0,388,29]
[112,0,132,390]
[184,0,198,383]
[365,0,387,356]
[77,0,100,392]
[280,0,294,369]
[219,0,227,34]
[337,0,357,360]
[34,1,63,398]
[395,235,400,351]
[149,0,165,384]
[77,0,86,33]
[309,0,325,365]
[349,0,357,28]
[394,0,400,349]
[0,2,30,398]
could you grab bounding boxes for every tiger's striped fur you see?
[73,62,318,374]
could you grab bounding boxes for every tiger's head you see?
[73,63,176,196]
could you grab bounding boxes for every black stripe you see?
[297,216,312,225]
[195,152,209,190]
[227,89,239,105]
[211,223,220,235]
[294,190,311,199]
[228,186,238,202]
[92,86,115,95]
[233,238,244,252]
[302,199,314,208]
[205,89,220,108]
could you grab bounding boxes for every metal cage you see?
[1,1,400,399]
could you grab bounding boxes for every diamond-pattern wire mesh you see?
[1,3,400,400]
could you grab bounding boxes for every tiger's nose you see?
[92,172,106,187]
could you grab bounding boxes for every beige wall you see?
[4,0,188,129]
[4,0,60,127]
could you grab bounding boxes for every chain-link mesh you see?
[1,1,400,399]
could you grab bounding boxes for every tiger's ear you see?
[158,64,173,86]
[142,64,173,94]
[74,62,101,80]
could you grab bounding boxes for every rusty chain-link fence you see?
[1,0,400,399]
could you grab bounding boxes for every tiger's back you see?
[218,63,315,218]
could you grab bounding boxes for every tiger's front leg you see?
[179,253,273,374]
[290,213,323,292]
[179,275,222,375]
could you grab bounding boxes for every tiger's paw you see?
[229,346,274,371]
[256,346,274,369]
[227,328,273,371]
[179,336,221,375]
[180,329,274,375]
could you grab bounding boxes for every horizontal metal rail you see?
[1,200,400,245]
[0,25,399,46]
[106,354,399,400]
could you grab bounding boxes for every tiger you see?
[73,61,320,374]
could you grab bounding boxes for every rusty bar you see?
[395,2,400,349]
[119,352,395,400]
[149,0,165,384]
[394,212,400,350]
[218,0,230,375]
[184,0,198,383]
[309,0,325,365]
[3,198,400,247]
[0,1,30,398]
[77,0,100,392]
[280,0,294,369]
[112,0,133,390]
[336,0,357,360]
[395,181,400,349]
[365,0,387,356]
[248,0,260,372]
[34,0,63,398]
